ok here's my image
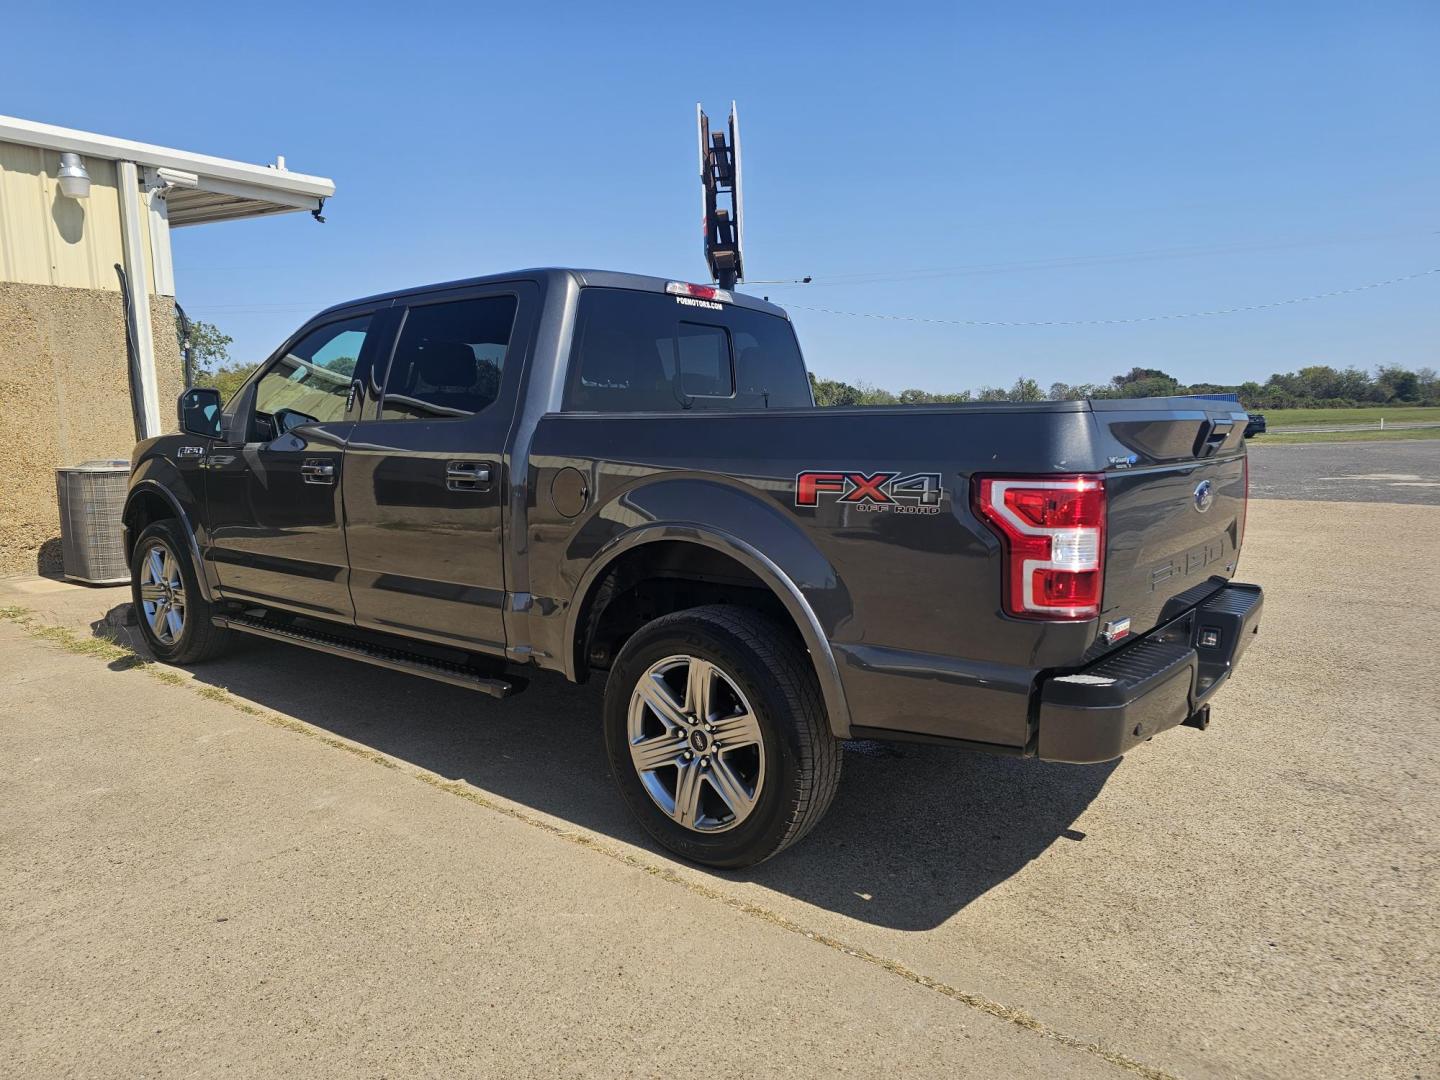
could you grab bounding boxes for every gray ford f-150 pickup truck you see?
[126,268,1263,867]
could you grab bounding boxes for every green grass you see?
[1257,426,1440,445]
[1262,405,1440,426]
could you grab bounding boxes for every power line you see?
[757,227,1438,289]
[783,268,1439,328]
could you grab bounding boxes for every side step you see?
[213,614,518,698]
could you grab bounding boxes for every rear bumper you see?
[1036,582,1263,763]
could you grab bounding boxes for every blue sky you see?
[4,1,1436,391]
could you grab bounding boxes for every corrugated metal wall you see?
[0,140,158,291]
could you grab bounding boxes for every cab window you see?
[563,288,812,412]
[251,316,369,440]
[380,296,518,420]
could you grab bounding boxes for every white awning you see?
[0,114,334,226]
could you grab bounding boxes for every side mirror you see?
[178,387,222,439]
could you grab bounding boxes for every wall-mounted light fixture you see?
[57,152,90,199]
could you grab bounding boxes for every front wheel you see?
[603,605,841,868]
[130,520,231,664]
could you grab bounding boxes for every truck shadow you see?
[99,611,1115,932]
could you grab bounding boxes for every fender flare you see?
[123,477,214,602]
[564,522,854,738]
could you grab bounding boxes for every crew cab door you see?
[341,284,536,655]
[204,310,379,620]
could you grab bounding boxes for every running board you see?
[213,615,518,698]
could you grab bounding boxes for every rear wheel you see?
[603,605,841,868]
[130,520,230,663]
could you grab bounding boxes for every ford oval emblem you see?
[1193,479,1215,513]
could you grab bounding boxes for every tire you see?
[603,604,841,868]
[130,520,231,664]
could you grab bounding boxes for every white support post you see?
[116,160,162,438]
[144,168,176,297]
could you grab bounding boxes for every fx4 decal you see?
[795,471,945,515]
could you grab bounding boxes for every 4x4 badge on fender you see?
[1193,479,1214,513]
[795,470,944,515]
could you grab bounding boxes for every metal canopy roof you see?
[0,114,335,227]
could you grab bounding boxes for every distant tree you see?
[1375,365,1421,403]
[1416,367,1439,404]
[1007,377,1043,402]
[325,355,358,379]
[196,362,260,403]
[181,319,259,403]
[182,319,233,369]
[1333,367,1373,401]
[807,361,1434,410]
[1111,366,1173,390]
[854,382,898,405]
[808,372,863,406]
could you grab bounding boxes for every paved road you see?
[3,496,1438,1079]
[0,619,1111,1080]
[1249,439,1440,504]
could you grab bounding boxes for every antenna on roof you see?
[697,101,743,289]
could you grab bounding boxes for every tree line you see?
[809,363,1440,409]
[183,317,1436,412]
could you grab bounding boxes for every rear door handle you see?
[301,459,335,485]
[446,461,492,491]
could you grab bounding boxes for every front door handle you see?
[446,461,492,491]
[301,459,336,485]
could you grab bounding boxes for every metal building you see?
[0,114,334,576]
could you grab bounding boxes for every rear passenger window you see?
[381,296,517,420]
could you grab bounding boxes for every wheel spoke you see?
[706,756,755,819]
[638,672,688,731]
[165,605,184,638]
[139,583,166,601]
[711,710,762,750]
[161,549,178,587]
[672,759,704,828]
[631,733,685,772]
[149,601,169,637]
[146,548,165,584]
[684,658,715,723]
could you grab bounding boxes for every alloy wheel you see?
[137,543,186,646]
[626,654,766,833]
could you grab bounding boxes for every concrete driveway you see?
[2,494,1436,1079]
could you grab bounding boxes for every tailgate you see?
[1092,398,1249,638]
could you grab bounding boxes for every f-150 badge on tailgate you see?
[795,471,944,514]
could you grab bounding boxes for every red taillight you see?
[973,474,1106,620]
